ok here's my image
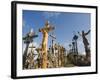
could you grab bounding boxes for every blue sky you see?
[22,10,91,54]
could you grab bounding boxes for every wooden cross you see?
[39,21,55,68]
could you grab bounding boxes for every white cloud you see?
[43,12,61,20]
[22,20,25,27]
[22,19,30,29]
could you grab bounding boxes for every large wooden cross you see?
[39,21,54,68]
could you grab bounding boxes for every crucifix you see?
[49,32,56,55]
[28,44,38,69]
[39,21,55,68]
[23,29,38,69]
[78,30,90,58]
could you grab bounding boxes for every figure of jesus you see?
[78,30,90,57]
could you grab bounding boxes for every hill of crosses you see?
[22,20,91,69]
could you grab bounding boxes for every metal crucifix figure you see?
[78,30,90,58]
[39,21,55,68]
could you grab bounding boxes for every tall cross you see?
[49,32,56,54]
[78,30,90,58]
[39,21,55,68]
[23,29,38,69]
